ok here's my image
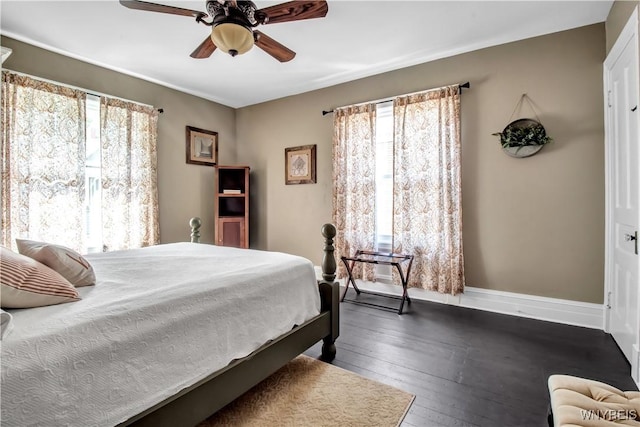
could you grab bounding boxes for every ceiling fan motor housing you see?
[207,1,264,26]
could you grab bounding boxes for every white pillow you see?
[16,239,95,287]
[1,247,80,308]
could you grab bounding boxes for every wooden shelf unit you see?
[215,165,250,248]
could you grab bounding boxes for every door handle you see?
[625,231,638,255]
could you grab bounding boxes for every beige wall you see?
[606,0,638,54]
[236,24,607,304]
[1,23,609,304]
[1,36,235,244]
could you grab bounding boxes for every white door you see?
[604,7,640,373]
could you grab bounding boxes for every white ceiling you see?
[1,1,613,108]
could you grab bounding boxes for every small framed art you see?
[285,144,316,185]
[186,126,218,166]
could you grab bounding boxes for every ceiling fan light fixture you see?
[211,22,254,57]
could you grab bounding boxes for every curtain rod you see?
[321,81,470,116]
[2,68,164,113]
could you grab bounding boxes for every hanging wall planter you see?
[493,118,552,158]
[493,94,553,158]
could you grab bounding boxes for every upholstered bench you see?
[548,374,640,426]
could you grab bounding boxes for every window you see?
[85,94,102,252]
[1,71,159,253]
[375,101,393,252]
[332,84,464,294]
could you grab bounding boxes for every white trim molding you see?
[459,286,604,330]
[1,46,12,64]
[633,344,640,388]
[316,267,605,330]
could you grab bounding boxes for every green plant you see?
[493,123,552,148]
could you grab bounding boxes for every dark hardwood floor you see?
[305,295,635,427]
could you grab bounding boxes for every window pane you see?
[85,95,102,253]
[375,102,393,250]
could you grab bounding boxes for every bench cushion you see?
[548,374,640,426]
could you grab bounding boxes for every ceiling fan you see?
[119,0,328,62]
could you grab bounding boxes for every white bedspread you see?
[1,243,321,426]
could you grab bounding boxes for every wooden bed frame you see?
[120,221,340,427]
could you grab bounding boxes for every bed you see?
[1,221,340,427]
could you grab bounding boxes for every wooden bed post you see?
[190,217,201,243]
[319,223,339,361]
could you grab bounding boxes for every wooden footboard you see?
[121,221,340,427]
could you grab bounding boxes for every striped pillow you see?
[1,247,80,308]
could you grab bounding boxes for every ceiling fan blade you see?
[257,1,328,25]
[254,31,296,62]
[190,36,217,59]
[119,0,206,19]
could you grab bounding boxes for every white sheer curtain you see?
[332,104,377,280]
[100,97,159,251]
[393,85,464,295]
[1,71,87,251]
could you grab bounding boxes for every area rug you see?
[199,355,415,427]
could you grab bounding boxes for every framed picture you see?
[186,126,218,166]
[285,144,316,185]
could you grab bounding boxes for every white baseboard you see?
[458,286,604,330]
[316,267,604,330]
